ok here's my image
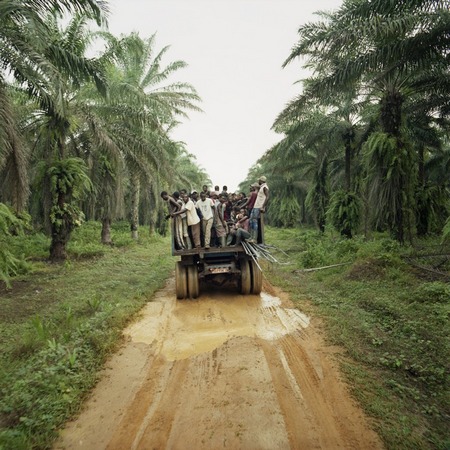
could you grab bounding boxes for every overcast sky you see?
[106,0,343,191]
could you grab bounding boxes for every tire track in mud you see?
[56,280,383,450]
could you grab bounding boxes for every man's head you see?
[160,191,169,201]
[258,176,267,185]
[251,182,260,191]
[191,191,198,201]
[202,185,209,192]
[182,193,190,203]
[200,192,207,201]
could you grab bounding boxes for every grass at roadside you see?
[0,221,173,450]
[264,227,449,450]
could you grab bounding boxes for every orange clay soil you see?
[55,278,384,450]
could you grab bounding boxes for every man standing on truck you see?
[242,182,259,215]
[161,191,185,250]
[172,193,201,248]
[249,176,269,243]
[197,191,215,249]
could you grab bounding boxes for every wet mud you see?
[55,280,383,450]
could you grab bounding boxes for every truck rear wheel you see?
[240,259,251,295]
[175,262,187,299]
[250,260,262,295]
[187,264,199,299]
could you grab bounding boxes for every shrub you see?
[0,204,31,287]
[327,190,361,238]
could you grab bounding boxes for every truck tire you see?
[187,264,199,299]
[240,259,251,295]
[175,262,187,299]
[250,260,262,295]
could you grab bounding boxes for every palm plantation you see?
[255,0,450,242]
[1,2,204,260]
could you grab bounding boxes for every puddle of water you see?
[260,292,282,308]
[130,291,311,361]
[256,293,310,341]
[125,302,167,345]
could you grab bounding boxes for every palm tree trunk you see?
[380,91,406,243]
[49,191,71,262]
[148,185,156,235]
[49,140,72,261]
[416,144,427,236]
[130,174,140,240]
[101,217,112,245]
[301,196,306,224]
[345,142,351,192]
[418,144,425,187]
[343,128,354,192]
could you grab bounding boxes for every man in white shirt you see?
[249,175,269,242]
[197,192,215,248]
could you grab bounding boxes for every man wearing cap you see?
[249,176,269,242]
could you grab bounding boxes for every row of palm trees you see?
[0,0,208,261]
[241,0,449,242]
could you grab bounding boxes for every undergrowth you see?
[265,226,449,450]
[0,221,172,449]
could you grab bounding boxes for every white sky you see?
[106,0,343,191]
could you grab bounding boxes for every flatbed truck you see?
[172,217,264,299]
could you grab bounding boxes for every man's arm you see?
[261,187,269,212]
[169,197,180,211]
[171,205,186,217]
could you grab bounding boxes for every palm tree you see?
[96,32,201,239]
[0,85,29,211]
[272,102,361,232]
[15,13,109,261]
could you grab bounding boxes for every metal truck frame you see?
[172,217,264,299]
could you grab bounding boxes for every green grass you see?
[0,221,173,450]
[264,226,449,450]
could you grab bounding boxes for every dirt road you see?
[56,279,383,450]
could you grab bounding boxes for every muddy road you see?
[56,280,383,450]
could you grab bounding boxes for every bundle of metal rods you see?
[241,241,284,270]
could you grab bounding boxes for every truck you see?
[172,217,264,299]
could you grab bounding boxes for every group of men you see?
[161,176,269,250]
